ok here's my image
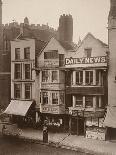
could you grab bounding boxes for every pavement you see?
[18,128,116,155]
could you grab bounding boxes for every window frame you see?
[52,92,58,105]
[52,70,58,82]
[25,64,31,80]
[85,70,93,85]
[76,71,83,85]
[24,47,30,59]
[15,48,20,60]
[75,95,83,107]
[42,70,49,82]
[14,63,21,79]
[85,96,93,108]
[14,83,21,99]
[42,92,48,104]
[25,83,32,99]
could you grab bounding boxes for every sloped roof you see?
[78,32,108,49]
[59,40,75,50]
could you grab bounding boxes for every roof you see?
[59,40,75,50]
[78,32,108,49]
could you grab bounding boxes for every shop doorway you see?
[71,117,77,135]
[78,118,85,135]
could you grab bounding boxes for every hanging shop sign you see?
[65,56,107,65]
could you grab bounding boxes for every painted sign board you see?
[65,56,107,68]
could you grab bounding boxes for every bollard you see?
[43,125,48,143]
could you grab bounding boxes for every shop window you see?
[14,64,21,79]
[44,50,58,59]
[76,71,83,85]
[14,84,21,99]
[85,96,93,108]
[25,64,30,79]
[96,70,100,85]
[24,47,30,59]
[84,48,92,57]
[85,71,93,85]
[52,92,58,104]
[42,70,49,82]
[25,84,31,99]
[52,71,58,82]
[75,96,83,107]
[42,92,48,104]
[15,48,20,60]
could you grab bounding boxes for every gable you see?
[37,37,66,67]
[65,33,108,68]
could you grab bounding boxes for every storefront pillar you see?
[93,96,96,109]
[72,71,76,85]
[99,96,102,108]
[93,70,96,85]
[73,96,76,107]
[83,70,85,85]
[83,96,85,107]
[76,111,79,135]
[69,116,72,134]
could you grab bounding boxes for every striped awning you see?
[4,100,33,116]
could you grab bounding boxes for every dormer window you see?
[84,48,92,57]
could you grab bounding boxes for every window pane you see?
[52,71,58,82]
[15,64,21,79]
[76,95,83,106]
[52,93,58,104]
[25,64,30,79]
[24,47,30,59]
[42,92,48,104]
[44,50,58,59]
[85,96,93,107]
[96,70,99,85]
[25,84,31,99]
[14,84,21,99]
[85,48,92,57]
[42,70,49,82]
[85,71,89,84]
[15,48,20,60]
[85,71,93,85]
[76,71,83,85]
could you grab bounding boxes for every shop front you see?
[69,108,106,140]
[4,100,36,128]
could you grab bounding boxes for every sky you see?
[2,0,110,44]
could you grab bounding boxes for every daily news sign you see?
[65,56,107,67]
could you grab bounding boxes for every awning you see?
[4,100,33,116]
[104,106,116,128]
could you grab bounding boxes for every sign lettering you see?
[65,56,107,65]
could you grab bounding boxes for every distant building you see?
[104,0,116,140]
